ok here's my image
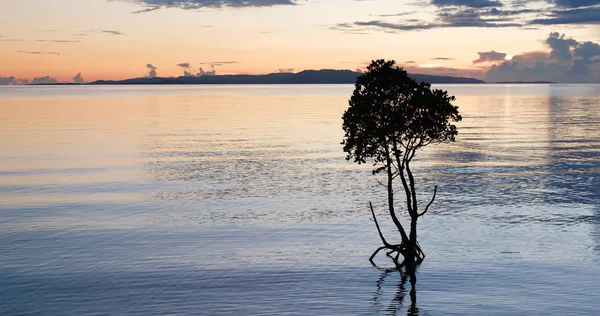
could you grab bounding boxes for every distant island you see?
[492,81,556,84]
[88,69,485,85]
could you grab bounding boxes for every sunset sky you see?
[1,0,599,83]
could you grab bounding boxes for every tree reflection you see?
[372,268,419,315]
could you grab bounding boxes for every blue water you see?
[1,84,599,315]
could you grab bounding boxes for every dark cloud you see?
[84,29,126,36]
[343,10,521,32]
[277,68,294,73]
[73,73,85,84]
[31,76,59,84]
[0,76,17,85]
[439,9,522,27]
[551,0,600,8]
[510,51,550,67]
[177,63,220,77]
[545,32,578,61]
[572,40,600,75]
[119,0,298,11]
[146,64,158,78]
[332,3,528,34]
[131,6,161,13]
[183,67,216,77]
[485,7,539,16]
[432,57,454,60]
[431,0,503,8]
[473,50,507,63]
[352,20,434,31]
[486,33,600,83]
[101,30,125,35]
[530,6,600,25]
[331,0,599,34]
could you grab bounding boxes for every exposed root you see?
[369,202,425,270]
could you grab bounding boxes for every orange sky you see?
[1,0,599,83]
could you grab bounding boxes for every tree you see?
[342,59,461,271]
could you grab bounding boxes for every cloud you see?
[101,30,125,35]
[332,4,528,34]
[473,50,507,63]
[510,51,550,67]
[431,0,503,7]
[341,11,521,32]
[178,63,218,77]
[0,76,17,85]
[485,8,539,16]
[370,11,417,17]
[34,39,80,43]
[438,9,522,27]
[545,32,578,61]
[432,57,454,60]
[350,21,434,31]
[131,6,161,13]
[277,68,294,73]
[486,32,600,83]
[31,76,59,84]
[73,73,85,84]
[18,50,60,55]
[146,63,158,78]
[530,6,600,25]
[550,0,600,8]
[198,61,239,67]
[401,64,486,80]
[176,62,231,76]
[85,29,126,36]
[119,0,298,11]
[199,67,216,76]
[332,1,600,34]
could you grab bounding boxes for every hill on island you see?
[89,69,484,85]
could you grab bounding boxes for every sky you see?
[0,0,599,83]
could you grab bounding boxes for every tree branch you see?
[418,186,437,217]
[393,140,414,217]
[384,148,410,243]
[370,202,392,248]
[406,160,418,217]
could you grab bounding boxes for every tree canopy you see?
[343,59,461,171]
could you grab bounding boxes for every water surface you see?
[1,84,599,315]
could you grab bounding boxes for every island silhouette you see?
[87,69,485,85]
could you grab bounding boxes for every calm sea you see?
[1,84,599,315]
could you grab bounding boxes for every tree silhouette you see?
[342,59,461,271]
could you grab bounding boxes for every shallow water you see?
[1,84,599,315]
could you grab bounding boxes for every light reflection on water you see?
[1,84,599,315]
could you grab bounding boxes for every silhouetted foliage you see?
[342,59,461,271]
